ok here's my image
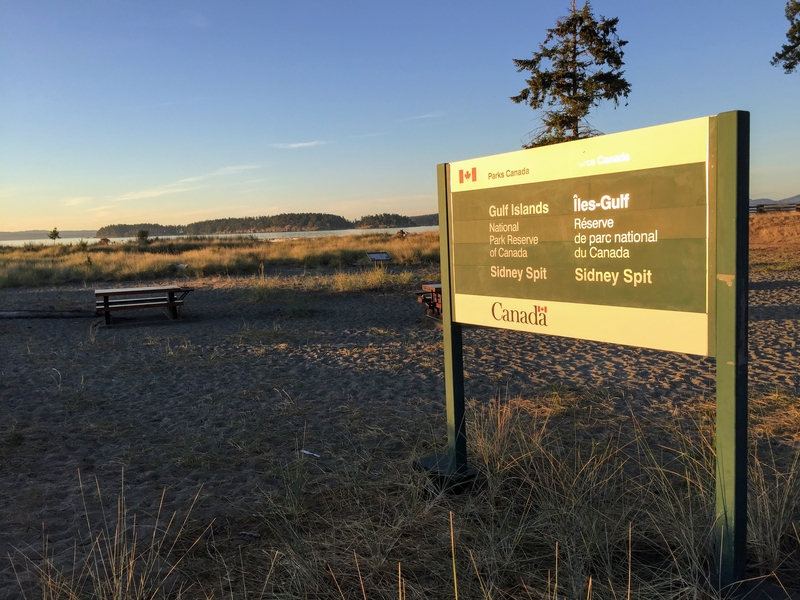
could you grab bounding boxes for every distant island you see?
[94,212,438,238]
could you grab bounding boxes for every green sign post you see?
[419,112,749,588]
[713,111,749,587]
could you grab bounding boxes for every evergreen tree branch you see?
[510,1,630,147]
[772,0,800,73]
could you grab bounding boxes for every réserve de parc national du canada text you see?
[487,191,659,288]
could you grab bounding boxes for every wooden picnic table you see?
[95,285,194,325]
[417,283,442,319]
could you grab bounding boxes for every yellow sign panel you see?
[455,293,708,355]
[446,116,712,355]
[450,117,709,192]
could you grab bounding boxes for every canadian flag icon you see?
[458,167,477,184]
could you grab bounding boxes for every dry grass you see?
[15,389,800,599]
[750,247,800,274]
[246,268,418,304]
[750,213,800,250]
[0,232,440,288]
[244,391,799,600]
[13,471,210,600]
[749,213,800,272]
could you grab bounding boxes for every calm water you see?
[0,225,439,248]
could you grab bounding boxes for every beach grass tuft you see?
[13,470,210,600]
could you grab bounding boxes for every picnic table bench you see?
[416,283,442,319]
[95,286,194,325]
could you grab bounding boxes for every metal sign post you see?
[414,164,476,492]
[713,110,749,588]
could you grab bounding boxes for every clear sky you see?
[1,1,798,231]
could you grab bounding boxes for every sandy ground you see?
[1,258,800,595]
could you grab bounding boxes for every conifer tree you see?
[511,1,631,148]
[48,227,60,244]
[772,0,800,73]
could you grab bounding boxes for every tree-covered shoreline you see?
[95,212,438,238]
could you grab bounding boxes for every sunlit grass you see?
[0,232,440,288]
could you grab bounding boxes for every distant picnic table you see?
[95,285,194,325]
[417,283,442,319]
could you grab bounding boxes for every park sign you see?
[447,117,714,356]
[424,111,749,587]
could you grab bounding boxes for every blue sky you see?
[1,1,798,231]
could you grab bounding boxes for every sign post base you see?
[414,454,478,495]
